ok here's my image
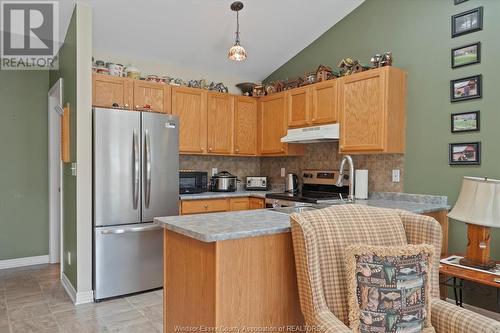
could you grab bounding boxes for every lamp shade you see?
[448,176,500,228]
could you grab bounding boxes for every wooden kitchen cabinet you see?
[234,97,258,155]
[259,93,287,155]
[338,66,406,154]
[181,199,229,215]
[229,198,250,211]
[259,93,304,156]
[311,79,338,125]
[249,197,265,209]
[287,86,311,128]
[180,197,266,215]
[172,86,208,154]
[133,80,171,113]
[286,80,337,128]
[92,73,133,109]
[207,92,234,154]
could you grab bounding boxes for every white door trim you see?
[48,78,63,265]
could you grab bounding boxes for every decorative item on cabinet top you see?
[92,58,228,93]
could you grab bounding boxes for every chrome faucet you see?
[336,155,355,202]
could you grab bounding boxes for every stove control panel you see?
[302,169,348,186]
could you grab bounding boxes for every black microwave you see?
[179,171,208,194]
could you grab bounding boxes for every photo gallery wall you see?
[449,1,483,166]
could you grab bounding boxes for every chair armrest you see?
[398,210,442,298]
[314,310,353,333]
[431,299,500,333]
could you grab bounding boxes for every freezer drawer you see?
[94,223,163,300]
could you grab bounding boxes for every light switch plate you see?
[392,169,400,183]
[280,168,286,177]
[71,163,77,176]
[211,168,218,176]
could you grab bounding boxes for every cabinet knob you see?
[135,105,139,109]
[280,148,285,152]
[208,147,212,152]
[235,148,239,153]
[124,104,129,109]
[204,204,208,209]
[201,147,205,151]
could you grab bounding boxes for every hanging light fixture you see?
[228,1,247,61]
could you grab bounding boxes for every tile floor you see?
[0,264,163,333]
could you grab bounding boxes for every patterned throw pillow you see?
[345,244,435,333]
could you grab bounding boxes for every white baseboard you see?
[76,290,94,305]
[61,272,77,303]
[446,298,500,321]
[0,255,49,270]
[61,272,94,305]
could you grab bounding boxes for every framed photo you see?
[454,0,469,4]
[451,42,481,68]
[451,111,480,133]
[450,75,482,102]
[449,142,481,165]
[452,7,483,38]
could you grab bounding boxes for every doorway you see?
[48,78,63,265]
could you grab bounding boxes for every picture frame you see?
[451,7,483,38]
[449,142,481,165]
[451,111,480,133]
[454,0,469,4]
[450,75,482,102]
[451,42,481,68]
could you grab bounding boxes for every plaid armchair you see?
[290,204,500,333]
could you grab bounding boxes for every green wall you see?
[265,0,500,310]
[0,71,49,260]
[49,8,78,287]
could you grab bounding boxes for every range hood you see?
[281,123,339,144]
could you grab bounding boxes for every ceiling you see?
[58,0,364,82]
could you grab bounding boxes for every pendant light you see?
[228,1,247,61]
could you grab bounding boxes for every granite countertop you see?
[179,190,272,200]
[155,193,450,243]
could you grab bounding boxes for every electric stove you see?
[265,170,350,207]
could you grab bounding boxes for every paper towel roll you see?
[355,169,369,200]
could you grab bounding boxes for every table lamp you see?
[448,176,500,270]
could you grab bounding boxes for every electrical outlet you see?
[392,169,400,183]
[211,168,218,176]
[67,252,71,266]
[280,168,286,177]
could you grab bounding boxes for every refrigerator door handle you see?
[99,225,162,235]
[144,129,152,208]
[132,130,140,209]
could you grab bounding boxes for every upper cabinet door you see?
[287,86,310,128]
[234,96,257,155]
[260,93,286,155]
[133,81,171,113]
[172,87,207,154]
[311,80,338,125]
[92,73,133,109]
[207,92,234,154]
[338,70,386,152]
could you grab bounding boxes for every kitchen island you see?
[155,194,449,333]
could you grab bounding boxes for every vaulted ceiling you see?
[59,0,364,82]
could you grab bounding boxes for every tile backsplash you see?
[180,142,404,193]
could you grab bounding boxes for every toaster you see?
[245,176,268,191]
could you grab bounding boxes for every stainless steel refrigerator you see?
[93,107,179,300]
